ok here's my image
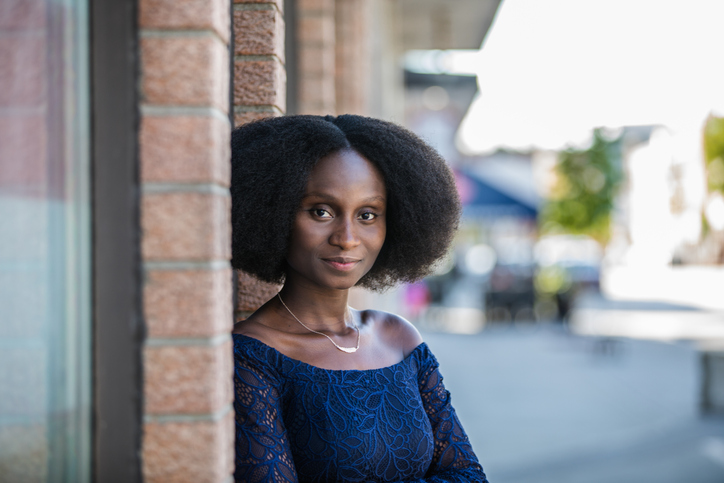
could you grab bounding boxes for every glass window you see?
[0,0,91,481]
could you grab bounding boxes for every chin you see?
[321,272,366,291]
[326,279,361,291]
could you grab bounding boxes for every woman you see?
[231,115,488,482]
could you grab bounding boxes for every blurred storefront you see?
[397,68,543,326]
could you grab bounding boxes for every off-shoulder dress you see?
[233,333,488,482]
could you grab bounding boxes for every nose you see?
[329,218,360,250]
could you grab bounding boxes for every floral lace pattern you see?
[233,334,488,482]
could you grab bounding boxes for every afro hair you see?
[230,114,461,291]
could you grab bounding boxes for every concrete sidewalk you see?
[422,327,724,483]
[570,290,724,342]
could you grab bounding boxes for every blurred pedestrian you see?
[404,281,431,321]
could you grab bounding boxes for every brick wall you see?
[334,0,369,115]
[232,0,287,320]
[294,0,369,116]
[138,0,234,481]
[296,0,336,114]
[232,0,286,126]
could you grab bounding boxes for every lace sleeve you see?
[234,354,299,483]
[404,355,489,483]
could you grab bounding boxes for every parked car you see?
[485,260,536,322]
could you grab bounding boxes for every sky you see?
[443,0,724,154]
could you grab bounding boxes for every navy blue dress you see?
[233,334,488,482]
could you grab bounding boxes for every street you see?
[423,325,724,483]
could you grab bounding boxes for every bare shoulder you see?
[231,306,276,343]
[360,309,424,357]
[231,315,265,342]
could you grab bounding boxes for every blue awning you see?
[455,169,538,219]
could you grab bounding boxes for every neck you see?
[277,284,352,332]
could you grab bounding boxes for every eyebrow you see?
[302,192,386,204]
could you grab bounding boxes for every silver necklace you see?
[277,293,360,354]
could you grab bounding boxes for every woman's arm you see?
[397,352,489,483]
[378,316,488,482]
[234,356,299,483]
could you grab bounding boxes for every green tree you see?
[539,129,623,244]
[703,114,724,194]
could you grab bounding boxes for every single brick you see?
[139,0,230,43]
[140,115,230,185]
[143,411,234,483]
[297,0,333,12]
[233,110,279,127]
[145,268,233,338]
[233,0,283,13]
[294,103,334,117]
[334,3,368,116]
[297,74,335,113]
[0,35,44,107]
[297,43,335,77]
[141,35,229,112]
[144,341,232,414]
[235,270,280,316]
[233,59,286,111]
[233,9,284,60]
[297,14,334,45]
[142,192,230,261]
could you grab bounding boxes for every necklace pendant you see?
[277,293,361,355]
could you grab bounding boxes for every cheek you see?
[285,224,306,263]
[378,217,387,244]
[289,216,315,247]
[365,231,386,272]
[286,219,328,266]
[369,225,386,255]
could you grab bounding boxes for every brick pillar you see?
[296,0,336,114]
[232,0,287,319]
[233,0,286,126]
[138,1,234,482]
[335,0,369,115]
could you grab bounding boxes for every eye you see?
[310,208,332,219]
[358,211,377,221]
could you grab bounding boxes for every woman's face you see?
[286,149,387,291]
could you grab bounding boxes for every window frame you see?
[90,0,144,480]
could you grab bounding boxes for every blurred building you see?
[402,70,539,233]
[404,71,478,163]
[590,124,718,268]
[0,0,501,481]
[397,66,541,323]
[288,0,500,120]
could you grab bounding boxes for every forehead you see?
[304,149,386,196]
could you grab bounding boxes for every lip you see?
[322,257,361,272]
